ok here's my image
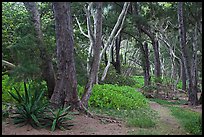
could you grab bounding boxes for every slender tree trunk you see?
[24,2,56,98]
[178,2,198,106]
[143,42,151,86]
[115,34,121,74]
[181,58,187,91]
[132,2,151,86]
[81,2,103,107]
[152,39,161,83]
[50,2,79,108]
[100,2,130,81]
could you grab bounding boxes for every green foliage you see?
[169,106,202,135]
[131,76,144,88]
[99,67,136,87]
[46,106,74,131]
[79,84,149,110]
[2,75,24,103]
[8,82,49,128]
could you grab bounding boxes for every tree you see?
[81,2,103,107]
[50,2,79,108]
[177,2,198,106]
[24,2,56,98]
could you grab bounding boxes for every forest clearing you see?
[2,2,202,135]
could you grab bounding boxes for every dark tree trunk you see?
[178,2,198,106]
[50,2,79,108]
[132,2,161,84]
[152,39,161,83]
[111,34,121,74]
[114,34,121,74]
[24,2,56,99]
[181,58,187,91]
[140,42,151,86]
[81,2,103,108]
[102,41,108,66]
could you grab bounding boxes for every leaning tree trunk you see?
[81,2,103,108]
[178,2,198,106]
[24,2,56,98]
[50,2,79,108]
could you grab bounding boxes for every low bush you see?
[78,84,149,110]
[9,82,49,128]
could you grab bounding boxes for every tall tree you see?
[81,2,103,107]
[177,2,198,106]
[50,2,79,108]
[24,2,56,98]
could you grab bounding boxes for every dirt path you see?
[148,101,188,135]
[2,102,191,135]
[2,114,129,135]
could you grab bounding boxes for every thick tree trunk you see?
[81,2,102,107]
[50,2,79,108]
[24,2,56,98]
[178,2,198,106]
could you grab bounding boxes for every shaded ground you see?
[2,101,200,135]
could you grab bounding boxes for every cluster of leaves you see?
[79,84,149,110]
[44,106,74,131]
[8,82,73,131]
[2,75,47,103]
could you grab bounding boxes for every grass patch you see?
[90,107,158,128]
[149,98,188,105]
[169,106,202,135]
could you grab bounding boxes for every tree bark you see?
[132,2,151,86]
[24,2,56,98]
[178,2,198,106]
[114,34,121,74]
[50,2,79,108]
[81,2,103,107]
[100,2,130,81]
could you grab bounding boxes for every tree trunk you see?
[181,58,187,91]
[24,2,56,98]
[81,2,103,108]
[142,42,151,86]
[115,34,121,74]
[178,2,198,106]
[50,2,79,108]
[152,39,161,83]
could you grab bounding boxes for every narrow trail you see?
[148,101,188,135]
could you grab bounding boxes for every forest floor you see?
[2,100,201,135]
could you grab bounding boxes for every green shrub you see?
[9,82,49,128]
[45,106,74,131]
[131,76,144,88]
[79,84,149,110]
